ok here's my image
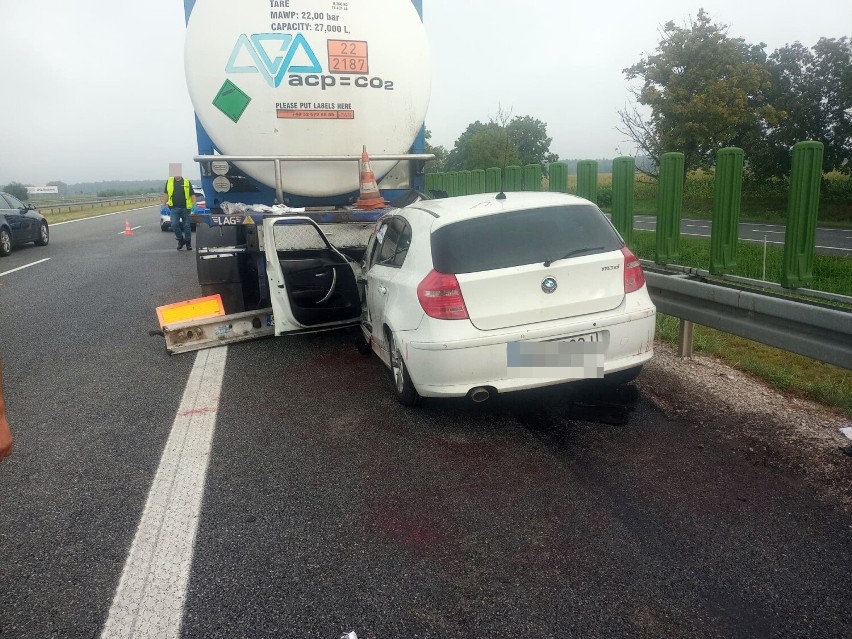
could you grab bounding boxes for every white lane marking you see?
[0,258,51,277]
[734,236,851,252]
[116,226,144,235]
[101,347,228,639]
[51,205,157,226]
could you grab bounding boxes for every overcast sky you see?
[1,0,848,186]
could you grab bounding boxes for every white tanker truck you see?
[171,0,433,350]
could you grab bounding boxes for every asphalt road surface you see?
[1,205,850,638]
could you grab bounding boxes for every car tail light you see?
[622,246,646,293]
[417,270,469,320]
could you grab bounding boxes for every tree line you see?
[427,10,849,181]
[618,9,851,178]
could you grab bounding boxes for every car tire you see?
[386,330,419,406]
[0,228,11,257]
[35,222,49,246]
[602,365,643,387]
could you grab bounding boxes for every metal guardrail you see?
[644,270,852,369]
[35,196,159,215]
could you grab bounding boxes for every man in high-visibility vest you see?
[163,170,197,251]
[0,357,12,462]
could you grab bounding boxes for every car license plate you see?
[506,334,604,378]
[560,332,598,343]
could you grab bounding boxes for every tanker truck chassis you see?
[162,153,432,354]
[171,0,432,352]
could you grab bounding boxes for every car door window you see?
[377,219,400,265]
[376,218,411,268]
[366,222,387,270]
[3,194,23,210]
[0,194,12,209]
[390,221,411,267]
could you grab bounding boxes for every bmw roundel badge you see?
[541,277,558,294]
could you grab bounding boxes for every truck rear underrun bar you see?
[194,154,436,204]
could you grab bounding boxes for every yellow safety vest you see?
[165,178,193,207]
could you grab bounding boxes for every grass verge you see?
[656,314,852,417]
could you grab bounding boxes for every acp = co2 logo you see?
[225,33,395,92]
[226,34,322,88]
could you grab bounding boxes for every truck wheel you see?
[387,330,419,406]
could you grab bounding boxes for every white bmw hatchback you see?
[358,191,656,405]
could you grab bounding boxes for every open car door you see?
[263,216,363,335]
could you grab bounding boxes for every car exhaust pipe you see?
[468,387,491,403]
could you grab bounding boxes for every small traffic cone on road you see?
[123,220,134,236]
[355,146,387,210]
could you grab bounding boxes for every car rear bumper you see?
[400,304,656,398]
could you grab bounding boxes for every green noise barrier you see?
[523,164,542,191]
[425,172,440,194]
[576,160,598,202]
[612,157,635,247]
[446,172,459,197]
[458,171,472,196]
[655,152,685,264]
[709,148,744,275]
[549,162,569,193]
[781,141,824,288]
[504,166,523,192]
[471,169,486,194]
[485,167,501,192]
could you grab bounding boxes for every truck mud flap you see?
[163,308,274,355]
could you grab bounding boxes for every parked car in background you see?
[0,192,49,257]
[356,192,656,405]
[159,186,204,232]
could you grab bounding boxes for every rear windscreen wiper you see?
[543,246,605,267]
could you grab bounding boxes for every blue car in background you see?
[160,186,205,232]
[0,191,49,257]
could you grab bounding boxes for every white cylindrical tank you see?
[185,0,431,197]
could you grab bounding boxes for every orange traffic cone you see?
[355,146,387,210]
[123,220,134,236]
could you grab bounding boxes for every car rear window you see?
[430,205,623,274]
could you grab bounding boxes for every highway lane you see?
[629,214,852,256]
[1,206,851,638]
[0,205,201,637]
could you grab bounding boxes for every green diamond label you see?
[212,80,251,123]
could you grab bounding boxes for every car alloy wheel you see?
[36,222,49,246]
[0,229,11,256]
[387,330,419,406]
